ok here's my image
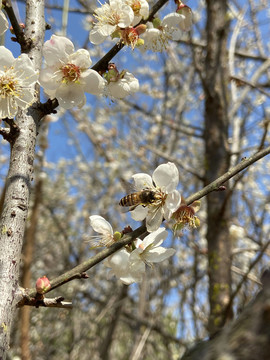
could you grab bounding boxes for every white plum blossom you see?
[89,0,134,45]
[130,162,181,231]
[39,35,105,109]
[125,0,149,26]
[89,215,116,247]
[106,71,139,99]
[164,11,192,32]
[0,46,38,118]
[142,14,187,52]
[0,1,8,36]
[176,2,193,31]
[105,248,143,284]
[130,228,175,269]
[106,228,175,284]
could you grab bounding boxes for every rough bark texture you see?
[181,274,270,360]
[203,0,232,334]
[19,180,43,360]
[0,1,45,358]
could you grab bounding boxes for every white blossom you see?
[89,215,115,247]
[89,0,134,45]
[131,228,175,266]
[141,15,183,52]
[106,228,174,284]
[39,35,105,109]
[105,248,143,284]
[125,0,149,26]
[0,46,38,118]
[106,71,139,99]
[176,4,192,31]
[131,162,181,231]
[0,1,8,36]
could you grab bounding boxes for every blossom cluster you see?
[89,215,175,285]
[0,1,192,117]
[89,162,200,285]
[89,0,192,51]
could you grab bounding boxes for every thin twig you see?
[23,145,270,299]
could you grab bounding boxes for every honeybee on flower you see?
[120,162,181,232]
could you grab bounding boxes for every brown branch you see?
[18,295,73,309]
[230,75,270,98]
[185,145,270,205]
[0,118,20,144]
[91,0,169,72]
[25,224,147,297]
[3,0,31,51]
[20,145,270,302]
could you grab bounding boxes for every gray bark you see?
[0,1,45,358]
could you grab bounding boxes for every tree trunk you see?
[0,1,45,358]
[20,179,43,360]
[203,0,232,334]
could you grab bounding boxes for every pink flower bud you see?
[36,276,51,294]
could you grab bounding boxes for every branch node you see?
[1,118,20,144]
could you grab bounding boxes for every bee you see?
[119,189,160,210]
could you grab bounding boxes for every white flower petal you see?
[55,83,85,109]
[142,28,165,52]
[106,249,130,272]
[152,162,179,192]
[106,248,144,284]
[162,12,185,28]
[117,4,134,27]
[39,67,62,91]
[43,35,74,66]
[165,190,181,211]
[177,7,192,31]
[131,205,148,221]
[68,49,92,68]
[89,28,108,45]
[146,207,163,232]
[107,72,139,99]
[142,228,168,249]
[0,97,11,118]
[163,206,172,221]
[15,89,35,108]
[132,173,153,190]
[13,54,39,85]
[144,247,175,263]
[89,215,113,235]
[82,69,105,95]
[119,274,138,285]
[129,250,146,274]
[132,15,142,26]
[0,10,8,36]
[0,46,15,69]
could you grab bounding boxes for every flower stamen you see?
[61,63,81,83]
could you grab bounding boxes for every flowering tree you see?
[0,0,270,359]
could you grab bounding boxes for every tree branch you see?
[21,145,270,302]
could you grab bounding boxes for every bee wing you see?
[119,204,139,213]
[119,178,137,193]
[119,178,139,212]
